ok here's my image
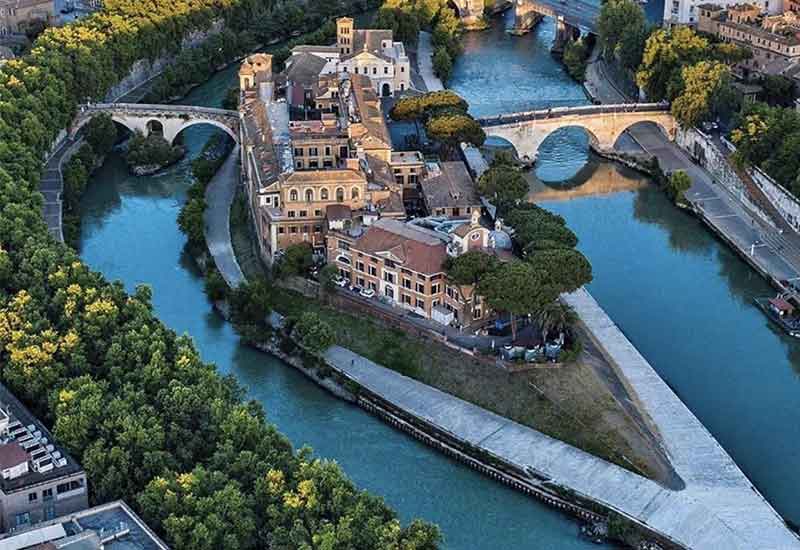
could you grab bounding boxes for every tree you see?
[84,113,118,156]
[760,75,796,107]
[665,170,692,203]
[476,164,529,208]
[204,269,228,301]
[390,90,468,121]
[432,46,453,83]
[293,312,335,353]
[478,261,559,340]
[177,197,207,249]
[563,39,590,81]
[671,61,733,127]
[425,114,485,156]
[444,250,498,285]
[535,301,577,342]
[318,264,339,292]
[277,242,313,278]
[527,248,593,294]
[597,0,647,69]
[636,27,710,101]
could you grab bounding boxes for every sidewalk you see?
[416,32,444,92]
[204,144,246,288]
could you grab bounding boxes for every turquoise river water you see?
[78,9,799,549]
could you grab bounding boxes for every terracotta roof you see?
[0,442,27,471]
[343,29,394,62]
[354,219,446,274]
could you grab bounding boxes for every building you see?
[0,384,87,533]
[665,0,779,27]
[284,16,411,101]
[420,161,482,218]
[698,4,800,77]
[0,0,53,36]
[326,212,513,328]
[0,500,170,549]
[239,54,413,261]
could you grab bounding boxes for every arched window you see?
[321,188,329,200]
[305,189,314,202]
[351,187,359,200]
[289,189,298,202]
[336,187,345,202]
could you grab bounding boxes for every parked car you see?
[334,275,348,288]
[359,287,376,299]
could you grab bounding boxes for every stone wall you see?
[751,166,800,232]
[103,19,224,103]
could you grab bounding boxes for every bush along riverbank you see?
[0,0,443,547]
[123,131,186,176]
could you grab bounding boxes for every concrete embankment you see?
[321,295,800,550]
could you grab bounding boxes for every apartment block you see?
[0,384,87,533]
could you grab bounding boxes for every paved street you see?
[204,144,245,288]
[416,32,444,92]
[39,136,81,243]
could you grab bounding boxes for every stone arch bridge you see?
[477,103,676,162]
[71,103,239,145]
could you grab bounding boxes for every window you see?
[372,67,377,75]
[305,189,314,202]
[44,505,56,521]
[384,272,395,284]
[385,260,396,269]
[431,283,441,294]
[403,278,411,289]
[309,147,318,156]
[42,488,53,501]
[56,482,71,494]
[15,513,30,527]
[296,160,304,169]
[368,265,377,276]
[400,83,405,91]
[325,146,331,156]
[354,67,358,74]
[288,210,296,218]
[384,66,389,74]
[321,188,329,200]
[323,159,333,168]
[336,187,345,201]
[356,261,365,272]
[69,479,84,491]
[402,294,412,304]
[28,492,37,502]
[314,225,322,233]
[303,225,310,233]
[278,227,285,234]
[339,241,350,251]
[357,277,365,287]
[416,299,425,309]
[314,209,322,217]
[384,286,394,298]
[401,66,405,72]
[416,282,425,293]
[309,160,319,169]
[290,227,298,234]
[351,187,359,200]
[289,189,298,201]
[294,147,304,157]
[299,210,307,217]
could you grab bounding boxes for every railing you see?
[79,103,238,117]
[477,102,670,127]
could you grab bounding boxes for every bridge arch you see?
[169,118,238,145]
[611,120,673,149]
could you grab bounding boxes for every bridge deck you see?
[477,103,670,127]
[523,0,601,32]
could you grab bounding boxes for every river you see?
[77,8,800,549]
[452,8,800,534]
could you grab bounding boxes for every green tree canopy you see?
[527,248,593,294]
[277,242,314,278]
[671,61,734,127]
[597,0,647,70]
[390,90,469,121]
[84,113,118,156]
[444,250,499,285]
[636,27,711,101]
[425,114,486,155]
[665,170,692,203]
[293,311,336,353]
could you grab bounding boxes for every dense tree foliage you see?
[476,154,529,208]
[125,132,184,170]
[671,61,734,127]
[84,114,118,156]
[425,114,485,156]
[292,312,336,354]
[597,0,648,71]
[732,103,800,195]
[563,37,592,82]
[0,0,440,548]
[277,242,314,278]
[664,170,692,204]
[444,250,499,285]
[391,90,468,121]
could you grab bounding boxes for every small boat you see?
[754,293,800,337]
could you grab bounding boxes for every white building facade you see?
[664,0,782,26]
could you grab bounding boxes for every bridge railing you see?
[477,102,670,127]
[79,103,238,117]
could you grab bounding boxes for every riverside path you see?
[324,289,800,550]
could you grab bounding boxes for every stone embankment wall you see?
[750,166,800,233]
[103,19,224,103]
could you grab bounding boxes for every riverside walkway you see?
[204,144,245,288]
[325,290,800,550]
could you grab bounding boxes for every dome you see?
[489,229,512,250]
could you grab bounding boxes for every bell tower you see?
[337,17,353,55]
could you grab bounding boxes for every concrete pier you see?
[324,289,800,549]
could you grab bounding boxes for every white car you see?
[334,276,348,288]
[359,287,376,299]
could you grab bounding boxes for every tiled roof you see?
[286,53,327,87]
[354,219,446,274]
[421,162,481,209]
